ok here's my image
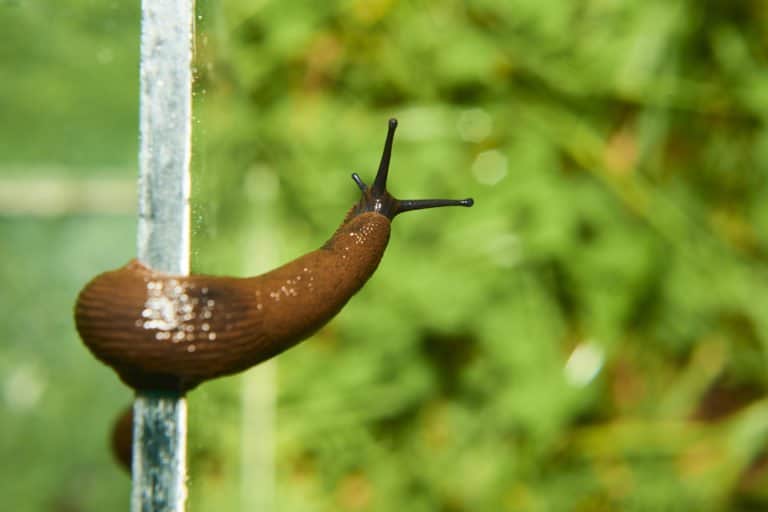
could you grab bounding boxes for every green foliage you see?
[3,0,768,511]
[0,1,139,171]
[190,1,768,510]
[0,217,134,510]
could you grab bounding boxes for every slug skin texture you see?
[75,213,390,391]
[74,118,472,392]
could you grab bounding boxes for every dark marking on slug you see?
[74,118,474,392]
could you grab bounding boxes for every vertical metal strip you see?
[133,0,195,511]
[132,393,188,512]
[137,0,193,274]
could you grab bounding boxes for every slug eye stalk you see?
[351,118,474,220]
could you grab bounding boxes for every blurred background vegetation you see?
[2,0,768,510]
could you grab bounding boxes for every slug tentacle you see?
[74,118,474,392]
[348,118,474,220]
[372,118,397,195]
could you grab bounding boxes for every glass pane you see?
[5,1,768,511]
[189,2,768,510]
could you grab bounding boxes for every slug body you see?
[75,119,473,392]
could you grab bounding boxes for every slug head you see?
[349,118,474,221]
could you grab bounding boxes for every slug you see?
[111,406,133,471]
[75,118,473,392]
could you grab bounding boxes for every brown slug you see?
[75,118,473,392]
[111,405,133,471]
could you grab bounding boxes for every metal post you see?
[133,0,195,510]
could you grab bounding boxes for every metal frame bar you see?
[133,0,195,510]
